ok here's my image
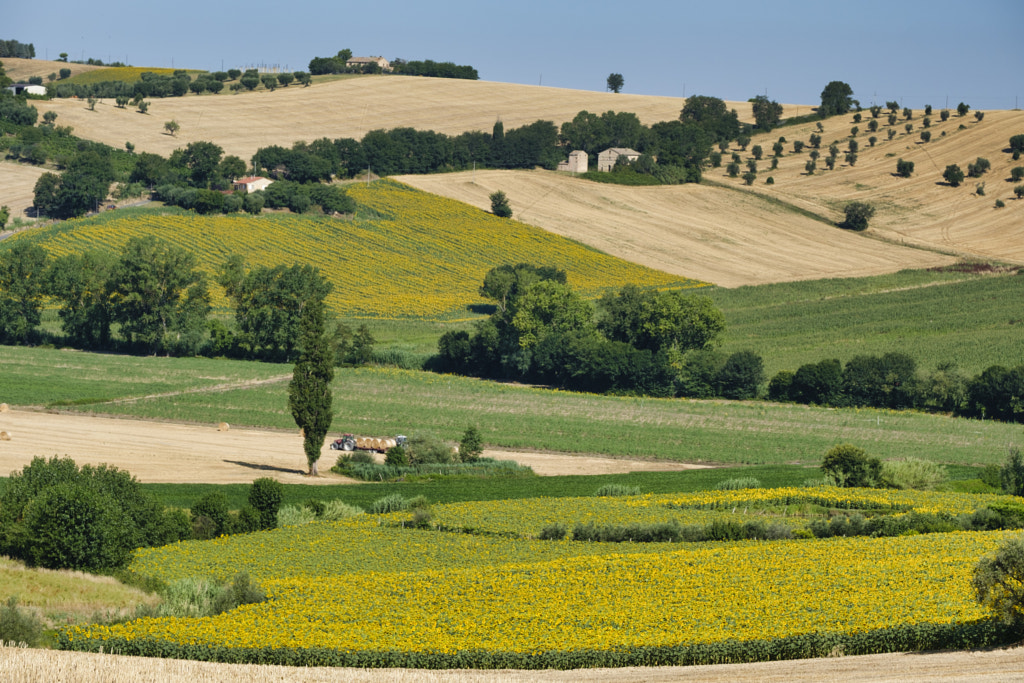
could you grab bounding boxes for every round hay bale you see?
[384,438,396,450]
[0,431,10,441]
[372,438,383,451]
[0,403,9,412]
[357,437,370,450]
[217,422,230,432]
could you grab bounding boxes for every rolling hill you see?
[27,73,781,162]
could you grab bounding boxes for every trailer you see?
[330,433,407,453]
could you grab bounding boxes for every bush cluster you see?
[0,457,189,572]
[555,519,794,544]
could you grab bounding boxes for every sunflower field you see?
[59,66,180,85]
[7,181,701,319]
[58,488,1021,668]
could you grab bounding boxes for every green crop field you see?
[3,347,1017,467]
[711,269,1024,376]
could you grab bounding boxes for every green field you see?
[2,347,1018,467]
[711,269,1024,376]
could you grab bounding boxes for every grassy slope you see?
[2,348,1018,467]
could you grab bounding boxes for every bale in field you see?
[0,403,9,412]
[0,431,10,440]
[217,422,230,432]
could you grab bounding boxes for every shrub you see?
[538,523,568,540]
[234,506,261,533]
[943,164,965,187]
[726,161,740,177]
[742,171,756,185]
[880,458,948,490]
[793,140,804,153]
[595,484,641,497]
[868,136,877,147]
[766,176,774,184]
[248,478,284,530]
[896,159,914,178]
[974,537,1024,625]
[321,500,365,520]
[841,201,875,231]
[1001,447,1024,496]
[1010,167,1024,183]
[957,102,970,117]
[920,131,931,143]
[976,182,986,197]
[715,477,762,490]
[406,435,455,464]
[1017,185,1024,199]
[459,425,484,463]
[968,157,991,178]
[709,151,722,167]
[804,159,816,175]
[821,444,881,487]
[0,597,45,647]
[211,572,266,616]
[276,504,316,527]
[191,492,232,536]
[303,499,326,518]
[158,577,221,618]
[887,129,896,140]
[995,199,1005,209]
[489,191,512,218]
[767,370,795,401]
[384,445,409,466]
[370,494,410,514]
[940,109,950,122]
[751,144,763,160]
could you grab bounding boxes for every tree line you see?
[0,39,34,59]
[308,49,478,80]
[432,264,764,399]
[768,353,1024,424]
[0,237,373,364]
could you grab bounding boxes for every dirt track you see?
[2,644,1023,682]
[0,409,705,483]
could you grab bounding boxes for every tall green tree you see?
[606,73,624,94]
[598,285,726,354]
[750,95,783,131]
[217,257,333,361]
[819,80,854,117]
[46,250,113,348]
[106,236,210,355]
[288,300,334,476]
[679,95,740,143]
[0,242,49,343]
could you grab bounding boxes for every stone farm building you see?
[597,148,641,172]
[346,56,392,72]
[233,177,273,193]
[557,150,588,173]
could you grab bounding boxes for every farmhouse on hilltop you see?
[233,176,273,193]
[557,150,588,173]
[597,148,640,172]
[346,56,392,72]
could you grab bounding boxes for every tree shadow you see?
[223,460,305,476]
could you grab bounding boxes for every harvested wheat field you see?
[0,57,104,83]
[0,410,700,483]
[2,644,1024,682]
[397,169,956,287]
[0,162,46,226]
[714,109,1024,265]
[31,75,772,162]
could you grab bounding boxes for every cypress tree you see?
[288,300,334,476]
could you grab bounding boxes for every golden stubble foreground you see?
[3,644,1024,682]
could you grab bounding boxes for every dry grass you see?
[0,557,157,628]
[0,162,46,226]
[3,644,1024,682]
[29,75,773,162]
[397,169,955,287]
[721,109,1024,266]
[0,57,104,83]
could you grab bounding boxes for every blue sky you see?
[7,0,1021,109]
